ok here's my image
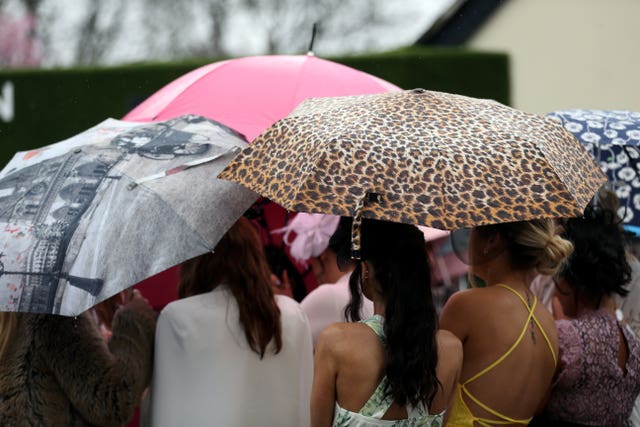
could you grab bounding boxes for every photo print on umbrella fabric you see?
[0,115,242,314]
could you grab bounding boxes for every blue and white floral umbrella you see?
[548,109,640,231]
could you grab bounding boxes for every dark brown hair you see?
[346,219,440,408]
[178,217,282,358]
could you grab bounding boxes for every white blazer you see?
[146,286,313,427]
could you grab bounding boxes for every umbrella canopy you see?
[124,54,400,142]
[547,109,640,229]
[220,89,606,240]
[124,54,401,304]
[0,115,256,316]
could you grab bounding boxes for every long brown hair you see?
[178,217,282,358]
[0,312,18,360]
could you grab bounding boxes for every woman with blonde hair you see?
[147,216,313,426]
[441,219,573,427]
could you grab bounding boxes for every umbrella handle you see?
[350,192,381,260]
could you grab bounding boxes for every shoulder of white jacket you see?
[275,295,309,320]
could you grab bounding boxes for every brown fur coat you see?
[0,305,156,426]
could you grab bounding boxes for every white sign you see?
[0,81,14,123]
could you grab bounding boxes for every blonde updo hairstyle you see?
[477,218,573,276]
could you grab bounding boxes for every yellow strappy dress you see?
[446,284,557,427]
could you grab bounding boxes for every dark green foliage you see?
[0,46,509,167]
[334,46,510,104]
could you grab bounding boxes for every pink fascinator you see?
[273,213,340,264]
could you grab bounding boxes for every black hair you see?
[559,206,630,308]
[345,219,440,407]
[330,216,357,272]
[328,216,352,255]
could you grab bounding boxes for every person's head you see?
[308,250,340,285]
[453,219,573,286]
[327,216,357,273]
[594,185,623,223]
[277,213,342,284]
[345,219,440,408]
[556,206,631,312]
[178,217,282,358]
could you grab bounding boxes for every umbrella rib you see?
[88,176,120,277]
[435,148,451,230]
[116,168,217,253]
[128,147,240,189]
[290,136,332,210]
[474,104,588,214]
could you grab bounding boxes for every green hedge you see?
[0,46,509,167]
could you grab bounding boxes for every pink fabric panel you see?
[123,55,400,141]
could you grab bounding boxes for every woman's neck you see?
[478,255,531,292]
[575,294,617,317]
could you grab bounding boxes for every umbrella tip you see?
[307,22,318,56]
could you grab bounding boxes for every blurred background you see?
[1,0,638,116]
[0,0,455,65]
[0,0,639,308]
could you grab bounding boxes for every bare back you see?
[440,285,558,425]
[313,321,461,423]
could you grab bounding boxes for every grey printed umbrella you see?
[0,115,257,316]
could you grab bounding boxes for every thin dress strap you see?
[360,314,386,344]
[359,377,395,418]
[496,284,557,367]
[358,315,395,418]
[457,284,557,426]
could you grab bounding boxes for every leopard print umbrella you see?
[219,89,606,255]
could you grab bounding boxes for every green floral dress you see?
[332,315,444,427]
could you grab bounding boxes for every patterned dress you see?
[544,309,640,426]
[332,315,444,427]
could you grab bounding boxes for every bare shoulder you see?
[316,323,358,349]
[436,329,462,353]
[443,286,506,314]
[441,288,499,340]
[315,322,375,357]
[436,330,462,366]
[440,288,483,323]
[442,288,476,309]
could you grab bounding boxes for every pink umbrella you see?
[127,54,400,310]
[124,54,400,141]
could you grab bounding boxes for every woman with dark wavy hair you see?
[533,207,640,427]
[147,217,313,427]
[311,219,462,427]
